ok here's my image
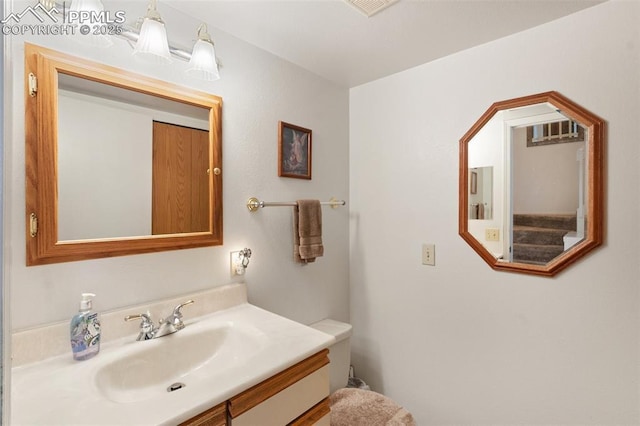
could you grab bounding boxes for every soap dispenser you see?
[70,293,101,361]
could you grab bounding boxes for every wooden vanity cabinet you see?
[229,349,330,425]
[182,349,330,426]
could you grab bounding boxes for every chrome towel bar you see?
[246,197,346,212]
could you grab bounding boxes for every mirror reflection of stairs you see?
[513,214,577,264]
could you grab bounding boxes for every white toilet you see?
[310,319,353,393]
[312,319,417,425]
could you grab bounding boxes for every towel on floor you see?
[293,200,323,263]
[329,388,416,426]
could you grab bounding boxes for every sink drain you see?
[167,382,186,392]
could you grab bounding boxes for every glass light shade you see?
[186,39,220,81]
[134,18,172,63]
[69,0,113,47]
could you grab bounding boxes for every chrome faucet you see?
[156,300,195,338]
[124,300,195,341]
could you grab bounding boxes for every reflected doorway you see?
[152,121,210,235]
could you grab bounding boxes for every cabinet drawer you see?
[232,366,329,426]
[229,350,330,426]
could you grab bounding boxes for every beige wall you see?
[349,1,639,424]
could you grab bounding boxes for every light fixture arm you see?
[197,23,214,44]
[143,0,164,23]
[118,26,192,61]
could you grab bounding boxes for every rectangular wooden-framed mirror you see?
[25,43,223,266]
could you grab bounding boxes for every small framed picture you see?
[278,121,312,179]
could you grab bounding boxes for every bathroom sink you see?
[12,300,335,426]
[95,320,265,403]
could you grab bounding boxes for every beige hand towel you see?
[293,200,323,263]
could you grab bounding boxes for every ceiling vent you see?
[344,0,400,17]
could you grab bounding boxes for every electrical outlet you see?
[230,251,244,276]
[485,228,500,241]
[422,243,435,266]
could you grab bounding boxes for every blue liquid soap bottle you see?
[70,293,101,361]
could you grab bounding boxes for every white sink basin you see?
[94,321,264,403]
[12,303,335,426]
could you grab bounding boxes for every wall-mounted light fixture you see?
[70,0,113,47]
[186,24,220,81]
[133,0,171,62]
[42,0,221,81]
[230,248,252,276]
[129,0,221,79]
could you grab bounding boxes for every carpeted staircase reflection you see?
[513,214,576,264]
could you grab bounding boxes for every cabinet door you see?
[229,350,330,426]
[289,398,331,426]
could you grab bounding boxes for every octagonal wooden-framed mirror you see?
[459,91,605,276]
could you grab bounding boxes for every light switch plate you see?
[485,228,500,241]
[422,243,435,266]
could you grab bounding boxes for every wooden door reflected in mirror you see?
[152,121,210,235]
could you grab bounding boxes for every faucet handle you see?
[125,312,152,323]
[166,300,194,332]
[173,300,195,317]
[124,312,156,340]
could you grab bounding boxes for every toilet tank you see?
[310,319,352,393]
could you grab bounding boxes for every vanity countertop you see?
[11,303,334,425]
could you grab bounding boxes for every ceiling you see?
[168,0,605,88]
